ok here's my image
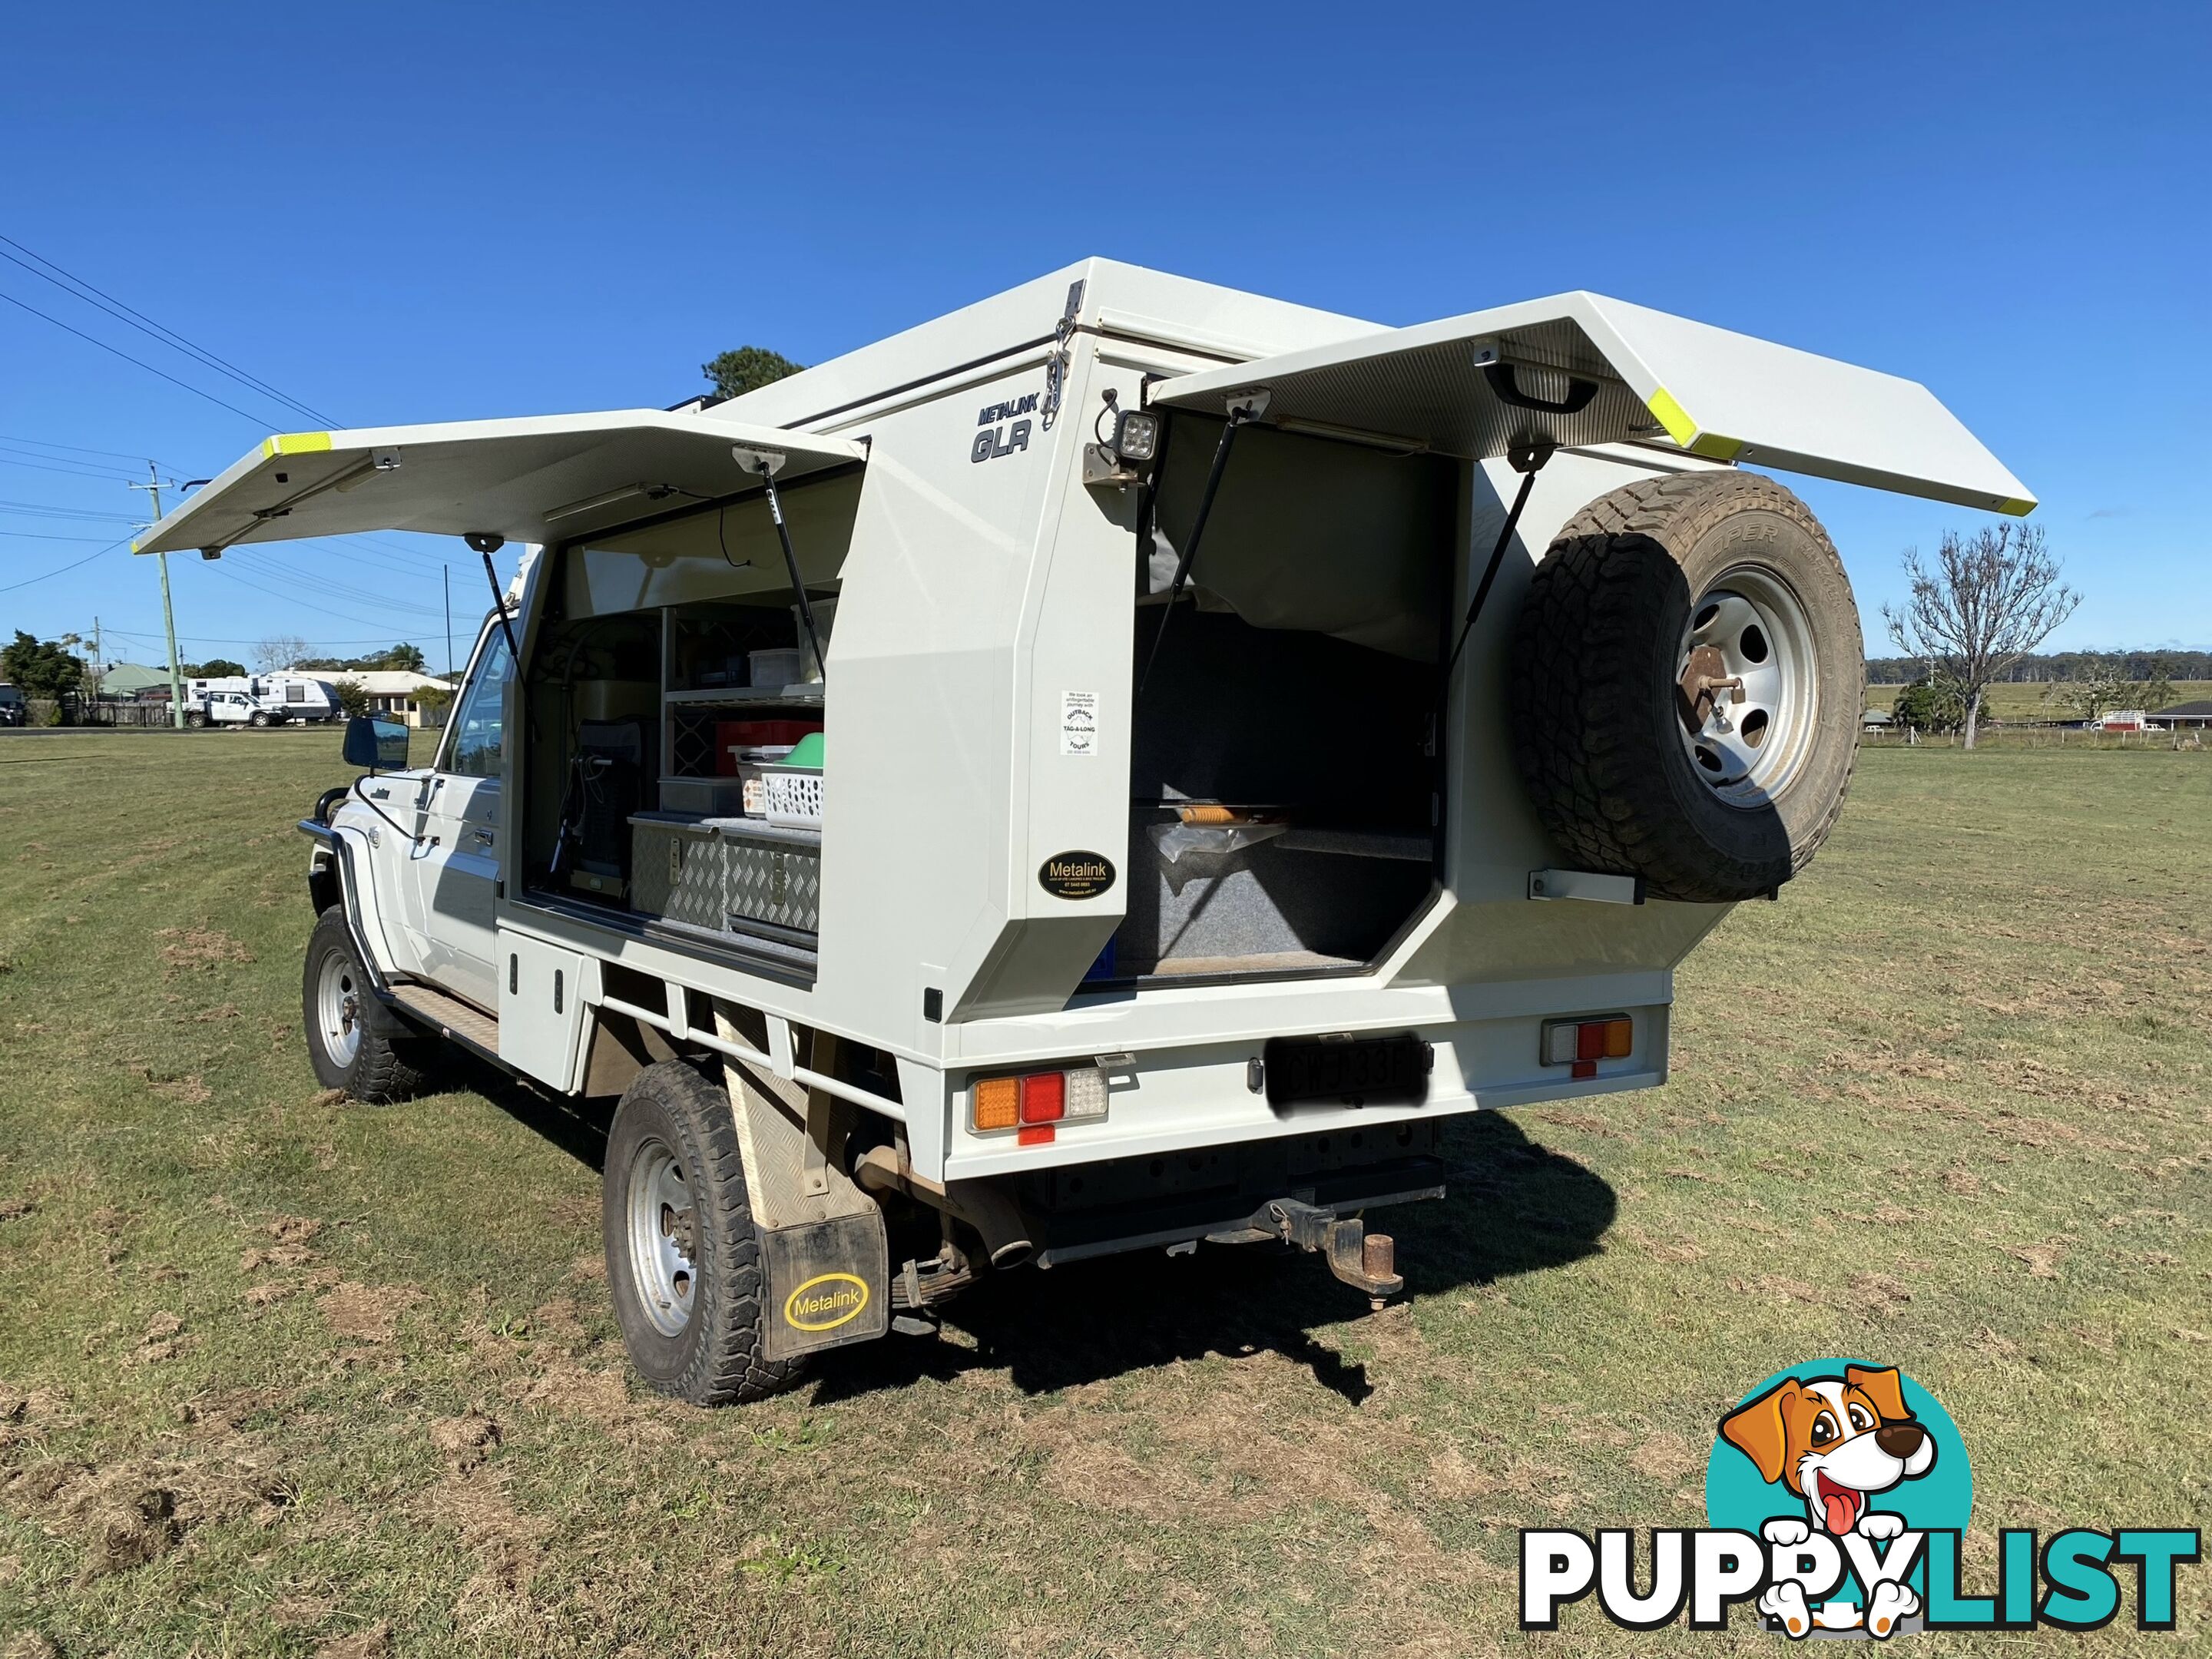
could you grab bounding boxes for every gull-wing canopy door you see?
[131,409,869,557]
[1154,291,2033,515]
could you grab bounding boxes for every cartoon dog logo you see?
[1720,1364,1937,1637]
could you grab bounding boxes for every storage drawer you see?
[631,818,728,931]
[630,814,822,936]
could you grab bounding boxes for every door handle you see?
[471,829,495,846]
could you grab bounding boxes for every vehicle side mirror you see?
[342,714,410,770]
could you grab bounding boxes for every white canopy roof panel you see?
[1154,292,2034,516]
[132,410,868,556]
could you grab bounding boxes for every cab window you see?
[440,628,512,779]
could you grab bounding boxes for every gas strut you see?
[465,531,522,664]
[1139,389,1269,694]
[733,447,827,679]
[1441,439,1555,686]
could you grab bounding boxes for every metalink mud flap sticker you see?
[759,1210,889,1362]
[1039,849,1115,900]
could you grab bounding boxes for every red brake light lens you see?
[1019,1071,1065,1124]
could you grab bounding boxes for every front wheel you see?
[249,710,273,727]
[303,906,427,1101]
[602,1059,808,1406]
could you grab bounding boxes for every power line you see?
[92,624,428,647]
[0,433,186,469]
[0,537,127,593]
[227,548,450,618]
[199,559,446,632]
[0,234,336,427]
[0,449,140,483]
[0,498,137,522]
[0,289,273,426]
[0,527,117,541]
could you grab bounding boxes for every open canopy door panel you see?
[1154,292,2034,516]
[131,410,868,557]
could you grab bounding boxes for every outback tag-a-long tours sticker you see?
[1519,1357,2200,1638]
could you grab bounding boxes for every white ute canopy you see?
[131,410,868,556]
[1154,291,2035,515]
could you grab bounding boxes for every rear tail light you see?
[1541,1015,1633,1079]
[970,1064,1110,1141]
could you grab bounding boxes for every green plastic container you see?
[783,730,825,770]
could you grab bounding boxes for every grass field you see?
[2,731,2208,1656]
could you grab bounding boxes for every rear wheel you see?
[602,1059,807,1406]
[1509,472,1862,902]
[184,710,207,728]
[303,906,427,1101]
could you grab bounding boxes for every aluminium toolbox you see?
[629,812,822,936]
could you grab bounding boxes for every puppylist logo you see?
[1522,1359,2200,1639]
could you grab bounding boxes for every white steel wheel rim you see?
[624,1137,699,1338]
[316,951,363,1069]
[1675,566,1820,807]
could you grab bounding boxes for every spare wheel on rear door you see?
[1508,470,1863,904]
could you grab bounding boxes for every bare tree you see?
[252,634,313,673]
[1883,524,2078,749]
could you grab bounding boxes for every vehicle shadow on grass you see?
[810,1111,1615,1406]
[452,1052,617,1171]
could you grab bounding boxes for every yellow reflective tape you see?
[1997,497,2035,517]
[1644,387,1698,447]
[260,436,279,459]
[128,538,141,553]
[1689,432,1745,462]
[269,431,333,455]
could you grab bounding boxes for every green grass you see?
[2,730,2208,1655]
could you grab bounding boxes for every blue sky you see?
[2,2,2205,669]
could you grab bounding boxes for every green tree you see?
[191,657,246,679]
[702,346,804,402]
[298,643,427,673]
[0,631,84,700]
[331,679,373,718]
[1892,674,1968,733]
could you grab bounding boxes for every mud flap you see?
[759,1213,889,1363]
[715,1012,890,1363]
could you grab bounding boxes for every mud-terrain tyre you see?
[303,906,428,1101]
[1509,472,1862,903]
[603,1059,808,1406]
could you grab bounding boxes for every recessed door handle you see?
[471,829,494,846]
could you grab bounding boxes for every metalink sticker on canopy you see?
[1039,851,1114,900]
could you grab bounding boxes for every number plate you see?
[1263,1033,1432,1108]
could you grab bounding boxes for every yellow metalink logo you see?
[783,1272,869,1332]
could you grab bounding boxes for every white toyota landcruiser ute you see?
[133,260,2033,1402]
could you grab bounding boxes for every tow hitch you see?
[1266,1197,1403,1309]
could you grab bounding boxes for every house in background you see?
[2156,700,2212,730]
[339,670,454,727]
[95,662,170,700]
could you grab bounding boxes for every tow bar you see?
[1266,1197,1404,1310]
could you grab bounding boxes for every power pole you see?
[127,462,184,729]
[443,565,453,681]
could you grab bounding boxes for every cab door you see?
[406,624,511,1009]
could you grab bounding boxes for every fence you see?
[1863,724,2207,750]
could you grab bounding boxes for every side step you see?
[386,979,500,1065]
